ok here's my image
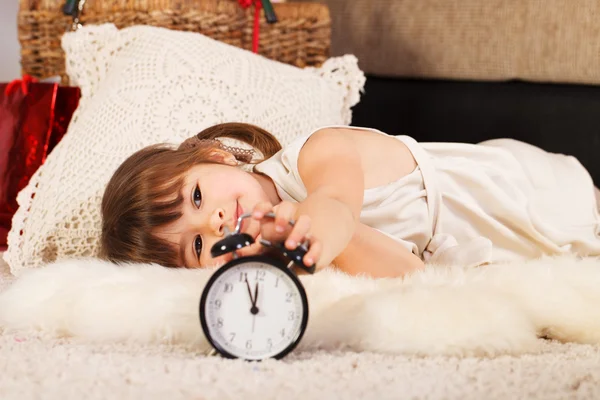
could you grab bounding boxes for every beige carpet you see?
[2,254,600,400]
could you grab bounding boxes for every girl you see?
[100,123,600,278]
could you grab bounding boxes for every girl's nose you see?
[209,208,226,236]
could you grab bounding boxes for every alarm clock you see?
[199,212,315,361]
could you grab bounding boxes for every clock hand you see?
[253,282,259,306]
[244,274,255,310]
[251,281,259,315]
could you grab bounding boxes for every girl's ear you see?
[207,148,238,166]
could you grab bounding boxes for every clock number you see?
[223,283,233,293]
[239,272,246,282]
[267,338,273,350]
[229,332,236,342]
[217,318,224,328]
[280,328,285,337]
[255,270,266,281]
[274,277,279,288]
[285,292,293,303]
[214,299,222,309]
[288,311,295,321]
[246,340,252,349]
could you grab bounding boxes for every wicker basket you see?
[18,0,331,84]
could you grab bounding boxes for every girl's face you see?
[156,157,279,268]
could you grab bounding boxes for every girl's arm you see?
[294,129,365,271]
[333,222,424,278]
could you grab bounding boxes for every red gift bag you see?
[0,77,81,247]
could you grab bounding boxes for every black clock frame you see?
[199,254,310,361]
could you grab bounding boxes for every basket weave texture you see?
[18,0,331,84]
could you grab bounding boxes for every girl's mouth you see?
[235,200,244,231]
[235,200,258,239]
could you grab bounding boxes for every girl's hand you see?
[237,201,322,269]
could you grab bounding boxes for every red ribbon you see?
[238,0,262,53]
[4,75,38,97]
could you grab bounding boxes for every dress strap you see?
[394,135,442,238]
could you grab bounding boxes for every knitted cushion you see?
[4,23,365,275]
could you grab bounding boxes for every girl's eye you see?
[194,235,203,259]
[193,185,202,208]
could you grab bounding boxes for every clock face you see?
[200,257,308,360]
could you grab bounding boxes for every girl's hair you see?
[100,122,282,268]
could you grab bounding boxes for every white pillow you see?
[4,23,365,275]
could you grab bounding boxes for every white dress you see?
[253,126,600,266]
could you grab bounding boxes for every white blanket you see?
[2,255,600,357]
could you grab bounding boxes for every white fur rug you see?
[2,254,600,399]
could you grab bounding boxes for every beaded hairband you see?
[179,136,255,164]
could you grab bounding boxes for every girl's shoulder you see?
[282,125,394,153]
[288,125,419,189]
[303,125,391,139]
[258,125,376,172]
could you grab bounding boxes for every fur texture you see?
[1,256,599,357]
